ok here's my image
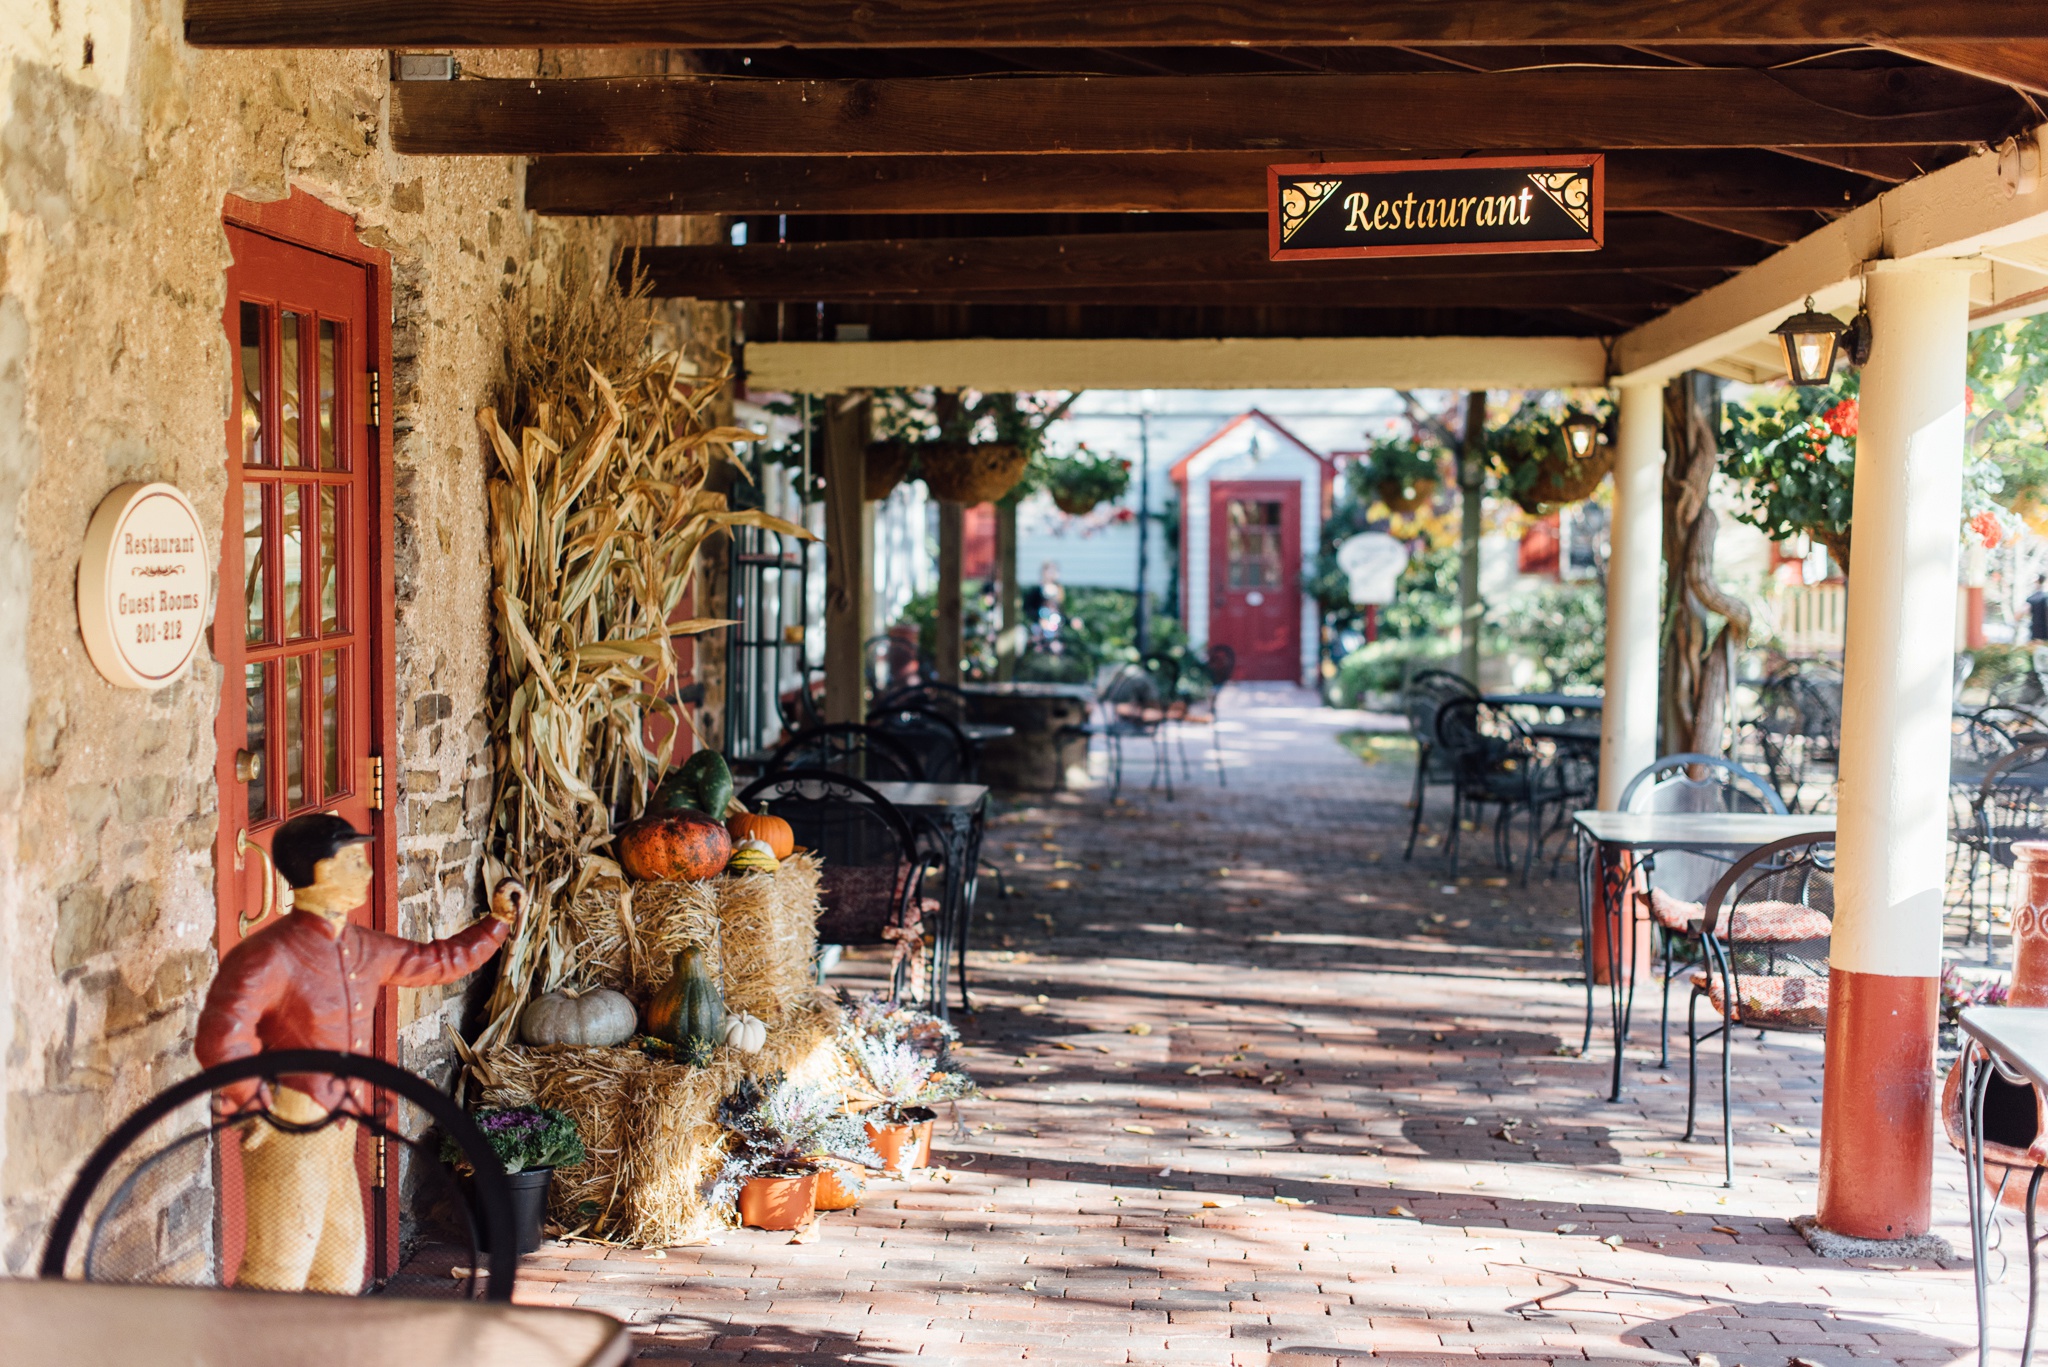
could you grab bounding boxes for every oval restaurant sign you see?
[78,482,212,689]
[1269,154,1603,261]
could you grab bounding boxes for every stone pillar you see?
[1817,259,1978,1241]
[1456,391,1487,683]
[822,394,869,725]
[936,501,964,685]
[1596,383,1664,810]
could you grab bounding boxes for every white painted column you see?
[1816,259,1977,1239]
[1595,382,1665,809]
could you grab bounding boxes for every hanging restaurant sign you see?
[1268,155,1603,262]
[77,481,212,690]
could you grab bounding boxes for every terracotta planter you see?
[813,1165,865,1211]
[864,441,913,502]
[1941,839,2048,1208]
[919,442,1028,504]
[864,1108,936,1174]
[737,1172,819,1230]
[1512,449,1613,513]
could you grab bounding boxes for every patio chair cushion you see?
[1647,888,1705,933]
[1714,900,1833,943]
[1690,968,1830,1029]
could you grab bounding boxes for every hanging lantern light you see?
[1559,410,1602,460]
[1771,296,1848,386]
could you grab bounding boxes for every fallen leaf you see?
[1127,1023,1153,1036]
[1019,1004,1047,1014]
[1388,1205,1418,1218]
[1094,1044,1112,1053]
[1771,1122,1792,1133]
[1274,1195,1313,1206]
[1554,1223,1577,1234]
[1201,1197,1240,1208]
[1694,1354,1721,1367]
[788,1219,821,1245]
[1262,1072,1286,1085]
[1124,1125,1156,1135]
[1021,1279,1037,1291]
[1789,1358,1825,1367]
[1047,879,1072,891]
[1601,1234,1625,1248]
[1053,1041,1076,1050]
[1712,1225,1739,1235]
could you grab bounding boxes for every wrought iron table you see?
[0,1277,629,1366]
[1572,810,1835,1101]
[1960,1005,2048,1367]
[867,780,991,1018]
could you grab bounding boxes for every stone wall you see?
[0,8,726,1268]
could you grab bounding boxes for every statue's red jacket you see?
[196,910,509,1108]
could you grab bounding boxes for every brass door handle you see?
[234,748,261,784]
[234,828,283,938]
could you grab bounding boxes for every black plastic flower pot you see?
[504,1167,554,1255]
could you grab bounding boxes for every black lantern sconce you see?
[1559,410,1603,460]
[1771,296,1849,386]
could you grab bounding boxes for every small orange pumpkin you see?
[616,810,732,881]
[726,812,795,860]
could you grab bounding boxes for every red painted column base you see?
[1816,966,1938,1240]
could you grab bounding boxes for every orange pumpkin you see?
[727,812,795,860]
[617,810,732,881]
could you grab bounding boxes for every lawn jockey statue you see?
[196,812,521,1293]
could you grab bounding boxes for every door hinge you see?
[367,370,382,429]
[364,755,384,809]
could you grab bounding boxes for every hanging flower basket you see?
[1376,477,1439,515]
[1511,447,1613,513]
[918,441,1029,504]
[1044,446,1132,516]
[864,441,913,502]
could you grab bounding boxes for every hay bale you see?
[558,853,822,1024]
[477,990,847,1248]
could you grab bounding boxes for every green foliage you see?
[867,387,1083,504]
[1326,544,1465,705]
[1496,584,1606,691]
[1356,436,1445,502]
[706,1073,881,1213]
[1332,635,1457,704]
[1043,444,1133,511]
[1970,317,2048,522]
[1719,373,1860,555]
[447,1105,587,1174]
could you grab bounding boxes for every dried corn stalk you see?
[475,267,808,1051]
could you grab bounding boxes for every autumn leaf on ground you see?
[1127,1023,1153,1036]
[1388,1205,1418,1218]
[1124,1125,1156,1135]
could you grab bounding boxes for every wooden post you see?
[1456,390,1487,684]
[994,499,1021,681]
[937,501,964,684]
[822,393,870,724]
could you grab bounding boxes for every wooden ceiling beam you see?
[392,70,2022,157]
[733,273,1707,309]
[527,148,1871,217]
[626,222,1766,298]
[185,0,2048,51]
[1881,40,2048,98]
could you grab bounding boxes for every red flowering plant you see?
[1720,374,1862,571]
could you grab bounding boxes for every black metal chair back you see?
[41,1050,516,1299]
[739,769,925,957]
[873,705,976,783]
[770,723,925,783]
[874,680,973,724]
[779,665,827,734]
[1979,739,2048,873]
[1746,662,1842,809]
[1620,752,1787,906]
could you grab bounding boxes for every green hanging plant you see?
[1044,444,1132,515]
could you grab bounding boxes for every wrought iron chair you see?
[1066,663,1174,802]
[41,1050,517,1298]
[874,680,974,724]
[770,723,925,783]
[1402,668,1479,860]
[1958,740,2048,955]
[872,704,977,783]
[1434,696,1570,882]
[1616,752,1789,1066]
[1744,660,1842,813]
[740,769,932,1002]
[1685,833,1836,1187]
[778,664,828,735]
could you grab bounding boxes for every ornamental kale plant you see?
[705,1073,880,1214]
[446,1105,587,1174]
[844,992,959,1053]
[845,1032,980,1125]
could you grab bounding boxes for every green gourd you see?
[644,946,726,1060]
[651,750,734,821]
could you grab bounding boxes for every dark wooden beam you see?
[740,302,1626,342]
[1882,40,2048,97]
[734,274,1705,308]
[1657,208,1824,245]
[629,221,1766,298]
[528,148,1871,217]
[392,70,2022,157]
[185,0,2048,51]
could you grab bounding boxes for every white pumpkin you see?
[520,987,638,1048]
[724,1011,768,1054]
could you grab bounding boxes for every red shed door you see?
[1208,481,1301,682]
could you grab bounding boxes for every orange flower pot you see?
[864,1110,935,1174]
[737,1172,818,1230]
[813,1166,865,1210]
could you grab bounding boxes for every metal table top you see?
[0,1278,630,1367]
[958,722,1017,741]
[1960,1006,2048,1093]
[960,681,1098,702]
[1573,810,1835,850]
[1485,692,1605,711]
[865,781,991,810]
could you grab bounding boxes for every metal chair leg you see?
[1684,990,1702,1142]
[1658,930,1673,1069]
[1405,745,1431,860]
[1721,1003,1735,1188]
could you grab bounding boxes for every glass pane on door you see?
[239,303,267,467]
[1226,501,1283,589]
[280,311,304,468]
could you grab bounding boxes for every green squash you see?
[651,750,734,820]
[644,946,726,1061]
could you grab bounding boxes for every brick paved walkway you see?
[516,685,2007,1365]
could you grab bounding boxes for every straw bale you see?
[558,852,822,1025]
[476,988,848,1247]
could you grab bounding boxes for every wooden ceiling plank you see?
[527,148,1871,216]
[1880,40,2048,98]
[391,70,2021,157]
[184,0,2048,51]
[627,221,1767,298]
[729,275,1696,308]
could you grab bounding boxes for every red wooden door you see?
[215,217,393,1280]
[1208,481,1302,682]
